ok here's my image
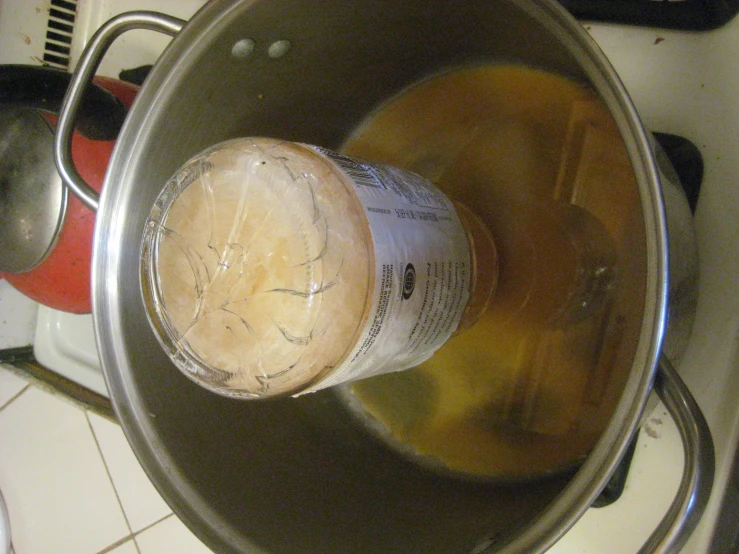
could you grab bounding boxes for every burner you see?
[559,0,739,31]
[653,133,704,214]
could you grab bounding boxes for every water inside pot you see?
[337,63,647,481]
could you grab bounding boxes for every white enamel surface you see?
[33,307,107,397]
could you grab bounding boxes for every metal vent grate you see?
[43,0,78,69]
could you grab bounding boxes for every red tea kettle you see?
[0,65,137,313]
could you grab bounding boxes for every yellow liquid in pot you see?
[340,65,647,480]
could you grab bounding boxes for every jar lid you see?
[141,138,372,398]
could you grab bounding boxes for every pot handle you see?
[54,11,185,212]
[639,354,715,554]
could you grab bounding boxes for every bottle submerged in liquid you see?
[140,64,635,481]
[338,64,642,480]
[140,137,499,398]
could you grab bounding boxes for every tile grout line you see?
[94,533,138,554]
[86,410,140,554]
[133,512,175,536]
[0,382,31,413]
[131,513,178,553]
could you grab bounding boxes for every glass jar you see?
[140,137,498,398]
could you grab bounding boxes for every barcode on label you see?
[311,147,386,190]
[343,163,385,189]
[395,208,441,222]
[367,207,392,215]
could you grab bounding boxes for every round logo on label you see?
[402,263,416,300]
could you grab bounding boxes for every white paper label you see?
[303,147,471,392]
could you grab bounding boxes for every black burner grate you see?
[559,0,739,31]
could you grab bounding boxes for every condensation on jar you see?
[140,137,498,399]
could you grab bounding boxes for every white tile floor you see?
[0,364,215,554]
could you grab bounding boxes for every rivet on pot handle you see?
[639,354,715,554]
[54,11,185,212]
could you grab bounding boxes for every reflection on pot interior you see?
[338,64,646,480]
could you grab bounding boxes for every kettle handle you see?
[639,354,715,554]
[54,11,185,212]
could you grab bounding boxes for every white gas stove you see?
[1,1,738,552]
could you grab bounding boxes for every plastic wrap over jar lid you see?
[141,138,373,398]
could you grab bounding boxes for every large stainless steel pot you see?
[55,1,713,552]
